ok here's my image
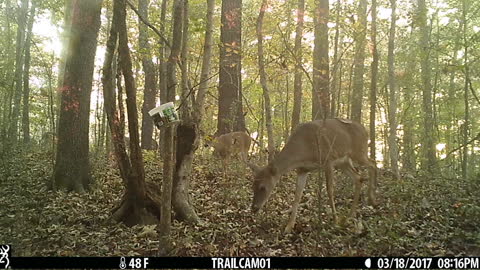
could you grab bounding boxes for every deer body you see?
[249,119,377,233]
[207,131,252,176]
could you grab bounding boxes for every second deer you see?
[248,118,377,234]
[205,131,252,177]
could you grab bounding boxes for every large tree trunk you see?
[22,2,36,145]
[290,0,304,132]
[8,0,28,145]
[312,0,329,120]
[256,0,275,162]
[369,0,378,162]
[350,0,367,123]
[417,0,436,171]
[139,0,157,150]
[53,0,102,192]
[217,0,243,135]
[387,0,400,179]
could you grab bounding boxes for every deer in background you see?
[248,118,377,234]
[205,131,252,177]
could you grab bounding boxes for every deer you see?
[247,118,377,234]
[204,131,252,177]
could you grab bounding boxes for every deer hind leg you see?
[324,162,337,223]
[284,171,308,234]
[338,159,363,219]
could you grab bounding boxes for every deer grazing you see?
[248,118,377,234]
[205,131,252,177]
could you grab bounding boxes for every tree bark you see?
[387,0,399,179]
[312,0,329,120]
[461,0,469,178]
[22,1,36,145]
[8,0,28,145]
[330,0,341,118]
[369,0,378,162]
[256,0,275,162]
[53,0,102,192]
[350,0,367,123]
[217,0,243,135]
[139,0,157,150]
[290,0,304,132]
[160,0,183,255]
[417,0,436,171]
[104,0,159,227]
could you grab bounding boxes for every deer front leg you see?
[324,163,337,223]
[284,172,308,234]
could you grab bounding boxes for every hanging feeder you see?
[149,102,180,129]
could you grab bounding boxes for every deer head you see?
[248,163,279,212]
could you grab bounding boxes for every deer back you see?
[211,131,251,159]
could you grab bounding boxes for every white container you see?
[149,102,180,128]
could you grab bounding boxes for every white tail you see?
[248,118,377,234]
[205,131,252,176]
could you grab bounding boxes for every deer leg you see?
[355,155,377,206]
[324,162,337,223]
[284,171,308,234]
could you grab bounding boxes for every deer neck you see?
[269,149,305,177]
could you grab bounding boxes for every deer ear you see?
[247,162,261,174]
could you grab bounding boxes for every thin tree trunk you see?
[290,0,304,132]
[256,0,275,162]
[160,0,183,255]
[8,0,28,144]
[158,0,169,155]
[330,0,341,118]
[387,0,399,179]
[461,0,469,178]
[350,0,367,123]
[22,1,36,145]
[369,0,378,162]
[417,0,436,171]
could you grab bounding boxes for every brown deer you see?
[248,119,377,234]
[205,131,252,177]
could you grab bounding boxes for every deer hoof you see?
[284,224,294,234]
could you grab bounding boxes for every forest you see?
[0,0,479,258]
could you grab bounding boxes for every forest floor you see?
[1,148,479,257]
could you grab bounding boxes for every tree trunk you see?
[160,0,183,255]
[256,0,275,162]
[8,0,28,145]
[172,0,201,224]
[22,1,36,145]
[387,0,399,179]
[461,0,469,178]
[417,0,436,171]
[139,0,157,150]
[350,0,367,123]
[369,0,378,162]
[104,0,159,227]
[330,0,341,118]
[217,0,243,135]
[312,0,329,120]
[53,0,102,192]
[158,0,169,156]
[290,0,304,132]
